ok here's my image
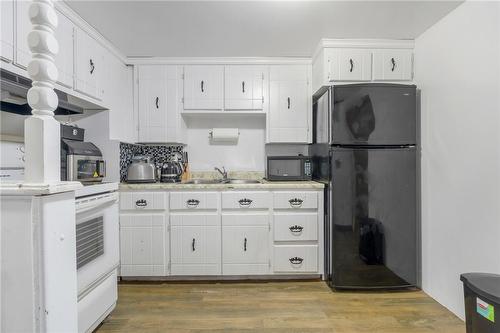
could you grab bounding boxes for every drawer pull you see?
[289,225,304,233]
[244,237,247,251]
[288,198,303,208]
[192,238,196,251]
[238,198,253,207]
[289,257,304,265]
[187,199,200,208]
[135,199,147,207]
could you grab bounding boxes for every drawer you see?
[274,213,318,241]
[222,191,271,210]
[170,192,218,210]
[273,191,318,209]
[274,245,318,273]
[120,192,167,210]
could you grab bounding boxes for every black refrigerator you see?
[310,83,418,289]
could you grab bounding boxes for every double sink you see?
[182,179,261,184]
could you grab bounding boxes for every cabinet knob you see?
[287,97,291,109]
[349,59,354,73]
[242,81,245,93]
[391,57,396,72]
[187,199,200,208]
[289,257,304,265]
[244,237,247,251]
[289,225,304,234]
[201,80,204,92]
[155,97,159,109]
[238,198,253,207]
[192,238,196,251]
[135,199,147,207]
[288,198,303,208]
[90,59,95,74]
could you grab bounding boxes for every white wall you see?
[415,1,500,319]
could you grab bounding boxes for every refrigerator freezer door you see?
[330,146,417,289]
[331,84,416,145]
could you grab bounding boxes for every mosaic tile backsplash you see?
[120,142,184,181]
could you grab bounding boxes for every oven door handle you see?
[76,192,119,214]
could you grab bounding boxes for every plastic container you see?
[461,273,500,333]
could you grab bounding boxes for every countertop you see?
[119,179,324,191]
[0,181,83,196]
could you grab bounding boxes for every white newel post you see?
[25,0,60,183]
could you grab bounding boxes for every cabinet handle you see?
[349,59,354,73]
[135,199,147,207]
[201,80,204,92]
[287,97,291,109]
[187,199,200,208]
[244,237,247,251]
[289,225,304,233]
[238,198,253,207]
[192,238,196,251]
[391,57,396,72]
[155,97,159,109]
[89,59,95,74]
[288,198,303,208]
[289,257,304,265]
[242,81,245,93]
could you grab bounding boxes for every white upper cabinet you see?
[14,0,30,69]
[183,65,224,110]
[137,65,185,143]
[54,10,74,88]
[0,0,14,63]
[224,65,265,110]
[373,49,413,81]
[326,48,372,82]
[268,65,311,143]
[74,27,104,100]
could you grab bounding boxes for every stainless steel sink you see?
[182,179,221,184]
[222,179,261,184]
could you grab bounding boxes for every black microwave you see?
[266,155,312,181]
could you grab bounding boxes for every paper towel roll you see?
[210,128,239,142]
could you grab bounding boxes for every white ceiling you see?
[66,1,463,58]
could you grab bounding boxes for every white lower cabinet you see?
[170,214,221,275]
[120,213,167,276]
[274,245,318,273]
[222,214,270,275]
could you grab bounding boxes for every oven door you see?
[69,155,106,183]
[75,191,119,296]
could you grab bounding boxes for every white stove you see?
[75,181,119,198]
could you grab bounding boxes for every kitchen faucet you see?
[214,166,228,180]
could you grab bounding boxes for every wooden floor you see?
[96,281,464,333]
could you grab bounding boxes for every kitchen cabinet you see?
[14,0,30,69]
[222,214,270,275]
[326,48,372,82]
[74,26,104,100]
[224,65,265,110]
[54,10,74,88]
[273,245,318,273]
[373,49,413,81]
[170,214,221,275]
[0,0,14,63]
[137,65,185,143]
[268,65,311,143]
[183,65,224,110]
[120,213,167,276]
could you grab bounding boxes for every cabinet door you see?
[170,214,221,275]
[224,65,265,110]
[54,10,74,88]
[222,214,270,275]
[0,0,14,63]
[183,65,223,110]
[327,48,372,82]
[373,49,413,81]
[137,65,168,142]
[269,65,310,143]
[120,213,167,276]
[14,0,30,69]
[74,27,103,100]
